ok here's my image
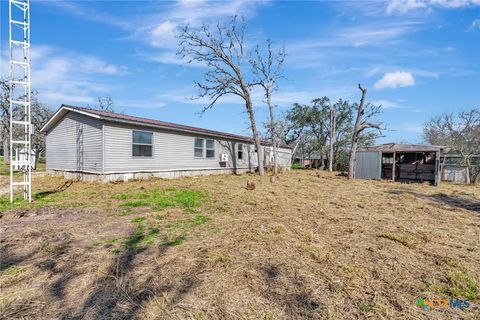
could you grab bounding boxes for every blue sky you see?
[1,0,479,143]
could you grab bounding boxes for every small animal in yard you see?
[246,180,256,190]
[270,176,276,183]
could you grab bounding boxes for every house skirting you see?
[47,167,253,183]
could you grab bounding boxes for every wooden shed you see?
[355,143,444,185]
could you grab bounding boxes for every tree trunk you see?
[266,90,278,176]
[300,146,304,168]
[34,149,40,170]
[273,141,278,175]
[245,93,264,176]
[348,140,358,179]
[329,107,335,172]
[291,136,302,165]
[3,138,10,165]
[348,84,367,179]
[465,156,472,184]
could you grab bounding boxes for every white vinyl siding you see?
[103,122,261,173]
[45,112,103,173]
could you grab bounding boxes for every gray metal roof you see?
[358,143,444,153]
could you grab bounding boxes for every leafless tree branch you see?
[177,15,266,175]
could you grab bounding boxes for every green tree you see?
[286,97,379,171]
[285,99,330,168]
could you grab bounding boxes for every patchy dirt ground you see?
[1,171,479,319]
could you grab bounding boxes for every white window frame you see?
[194,137,204,158]
[205,138,215,159]
[237,143,244,160]
[132,130,153,158]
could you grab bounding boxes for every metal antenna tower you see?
[9,0,32,203]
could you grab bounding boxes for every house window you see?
[206,139,215,158]
[237,143,244,159]
[194,138,204,158]
[132,130,153,157]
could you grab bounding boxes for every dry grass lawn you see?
[0,170,479,319]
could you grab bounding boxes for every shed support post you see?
[392,151,396,182]
[435,151,441,186]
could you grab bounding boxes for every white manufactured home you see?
[40,105,292,182]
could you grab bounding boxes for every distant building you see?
[441,153,479,184]
[355,143,443,185]
[293,152,325,168]
[41,105,292,182]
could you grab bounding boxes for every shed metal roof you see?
[358,143,444,153]
[41,105,259,144]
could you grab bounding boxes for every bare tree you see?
[178,16,265,175]
[424,108,480,184]
[348,84,382,179]
[0,80,10,164]
[251,39,286,176]
[30,93,53,165]
[89,96,115,112]
[0,79,53,165]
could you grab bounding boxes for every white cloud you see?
[374,71,416,89]
[136,0,269,64]
[40,1,130,29]
[285,21,421,70]
[387,0,480,14]
[147,52,204,67]
[430,0,480,9]
[154,85,356,109]
[371,99,402,109]
[149,21,178,48]
[387,0,427,15]
[467,18,480,31]
[346,24,418,47]
[43,0,269,55]
[115,98,166,110]
[289,21,419,51]
[365,65,440,80]
[0,45,128,107]
[115,0,270,51]
[81,57,129,75]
